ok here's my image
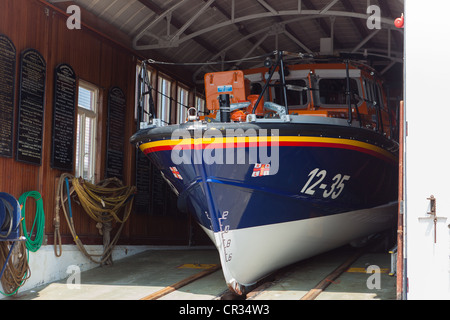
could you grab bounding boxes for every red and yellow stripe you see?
[139,136,396,163]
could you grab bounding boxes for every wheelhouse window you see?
[363,78,384,109]
[157,75,172,125]
[374,82,384,109]
[318,78,360,106]
[75,81,98,182]
[273,79,308,107]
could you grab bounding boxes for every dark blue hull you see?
[134,121,398,232]
[164,146,396,232]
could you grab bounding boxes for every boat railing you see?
[345,60,353,125]
[252,52,366,129]
[136,51,395,139]
[251,51,288,115]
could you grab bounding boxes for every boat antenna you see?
[252,51,289,115]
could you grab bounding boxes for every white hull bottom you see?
[201,202,397,294]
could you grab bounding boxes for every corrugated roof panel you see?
[122,10,156,35]
[109,0,141,24]
[66,0,403,76]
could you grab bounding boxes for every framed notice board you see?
[0,34,16,158]
[16,48,46,165]
[105,86,126,180]
[50,63,76,171]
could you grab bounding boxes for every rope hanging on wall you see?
[54,173,136,265]
[0,240,30,296]
[19,191,45,252]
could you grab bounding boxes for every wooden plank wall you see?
[0,0,210,246]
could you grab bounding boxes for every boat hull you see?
[204,202,396,293]
[131,118,398,294]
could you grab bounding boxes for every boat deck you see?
[9,244,396,301]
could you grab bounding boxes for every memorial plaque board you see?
[16,48,46,165]
[51,63,76,171]
[105,86,125,180]
[0,34,16,158]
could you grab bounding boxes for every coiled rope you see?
[71,178,134,224]
[54,174,136,265]
[0,240,30,296]
[19,191,45,252]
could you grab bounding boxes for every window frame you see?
[135,62,153,123]
[317,77,363,108]
[195,95,206,115]
[75,80,99,182]
[177,85,190,124]
[271,78,309,108]
[157,74,172,125]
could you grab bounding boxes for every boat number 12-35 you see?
[300,168,351,199]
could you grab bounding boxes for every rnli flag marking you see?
[170,167,183,180]
[252,163,270,177]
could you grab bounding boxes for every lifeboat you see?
[130,51,398,295]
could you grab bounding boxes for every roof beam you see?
[340,0,376,49]
[283,29,313,53]
[173,0,216,39]
[234,33,270,67]
[192,15,322,80]
[380,60,397,75]
[301,0,343,49]
[257,0,278,14]
[135,6,400,51]
[254,0,315,54]
[135,0,219,55]
[351,29,381,53]
[179,11,397,46]
[319,0,340,14]
[134,0,187,45]
[203,0,271,55]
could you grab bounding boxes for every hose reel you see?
[0,192,22,241]
[0,192,29,296]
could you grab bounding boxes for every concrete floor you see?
[10,248,226,300]
[8,246,396,300]
[251,248,396,300]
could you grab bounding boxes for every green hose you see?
[19,191,45,252]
